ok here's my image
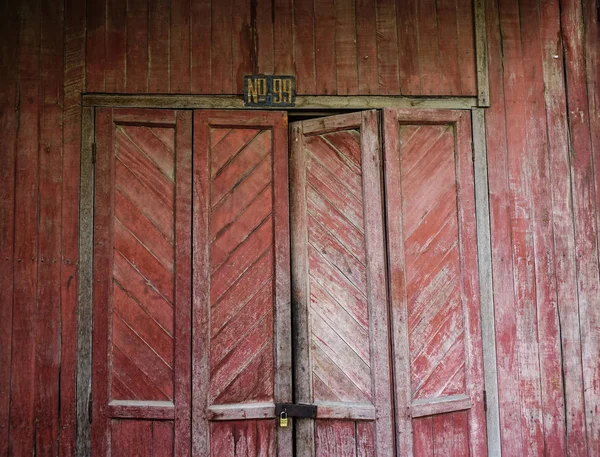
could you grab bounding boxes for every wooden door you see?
[290,111,395,457]
[383,109,487,456]
[192,111,292,457]
[92,108,192,456]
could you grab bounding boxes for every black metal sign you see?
[244,75,296,107]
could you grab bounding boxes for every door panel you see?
[290,111,395,457]
[92,108,192,457]
[383,109,487,456]
[192,111,292,457]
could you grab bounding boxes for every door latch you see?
[274,403,317,419]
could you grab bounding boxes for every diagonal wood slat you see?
[110,125,175,403]
[302,128,374,404]
[207,126,276,406]
[398,124,468,402]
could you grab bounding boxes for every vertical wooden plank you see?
[76,107,95,457]
[382,109,412,457]
[232,0,252,94]
[455,112,488,457]
[91,108,114,457]
[361,110,395,457]
[436,0,461,95]
[0,0,19,453]
[334,0,358,94]
[293,0,316,94]
[289,122,315,456]
[62,0,86,446]
[86,0,105,91]
[153,421,174,457]
[474,0,490,105]
[192,111,210,457]
[148,0,170,93]
[472,108,502,457]
[273,0,294,75]
[174,110,192,457]
[111,420,153,457]
[500,1,546,455]
[211,0,233,93]
[9,1,41,455]
[356,423,375,457]
[191,0,211,94]
[397,0,419,94]
[484,0,524,455]
[519,1,567,456]
[105,0,126,92]
[457,0,477,96]
[539,0,589,454]
[37,1,64,452]
[272,113,294,457]
[412,418,434,457]
[355,0,378,94]
[375,0,399,94]
[126,0,149,93]
[256,0,274,75]
[416,0,441,94]
[36,68,63,457]
[170,0,191,93]
[584,0,600,269]
[561,0,600,454]
[583,0,600,447]
[314,0,336,94]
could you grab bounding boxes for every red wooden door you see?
[92,108,192,456]
[383,109,487,456]
[290,111,395,457]
[192,111,292,457]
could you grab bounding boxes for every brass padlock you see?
[279,410,289,428]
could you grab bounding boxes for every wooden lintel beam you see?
[82,94,478,110]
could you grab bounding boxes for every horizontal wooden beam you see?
[411,394,473,418]
[82,94,478,110]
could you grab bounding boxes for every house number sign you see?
[244,75,296,107]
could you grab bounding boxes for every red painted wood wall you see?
[0,0,598,455]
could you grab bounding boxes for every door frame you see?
[76,102,500,457]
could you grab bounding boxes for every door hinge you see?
[483,390,487,412]
[275,403,317,419]
[91,143,97,164]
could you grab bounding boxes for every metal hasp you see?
[274,403,317,419]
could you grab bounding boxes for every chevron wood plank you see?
[193,111,290,457]
[92,109,191,455]
[211,128,261,176]
[115,161,175,242]
[115,190,174,270]
[113,284,173,365]
[122,126,175,180]
[114,252,174,332]
[114,219,174,302]
[383,108,486,455]
[291,111,395,456]
[211,158,272,237]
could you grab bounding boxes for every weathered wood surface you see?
[91,108,191,456]
[192,111,292,457]
[82,0,478,96]
[383,109,487,456]
[290,111,394,456]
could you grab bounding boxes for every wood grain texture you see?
[561,0,600,455]
[193,111,292,457]
[0,0,19,452]
[291,112,394,457]
[9,2,41,454]
[383,109,486,456]
[92,109,191,457]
